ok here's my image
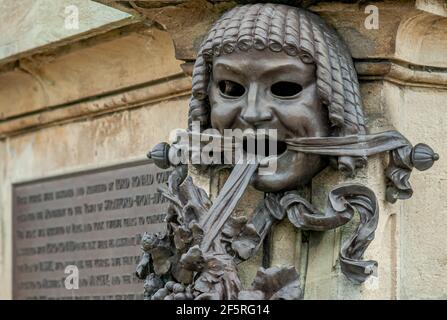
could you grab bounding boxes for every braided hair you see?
[189,3,367,174]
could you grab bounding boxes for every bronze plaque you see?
[13,160,171,300]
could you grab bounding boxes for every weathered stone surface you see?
[0,97,189,299]
[392,84,447,299]
[0,140,8,299]
[303,0,447,68]
[1,0,446,300]
[0,23,189,298]
[0,0,132,62]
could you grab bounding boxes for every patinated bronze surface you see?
[209,49,329,192]
[137,3,439,300]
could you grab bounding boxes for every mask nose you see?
[241,83,273,125]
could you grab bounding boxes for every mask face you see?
[208,49,330,192]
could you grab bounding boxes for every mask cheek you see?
[210,102,240,133]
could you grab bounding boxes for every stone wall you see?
[0,8,189,298]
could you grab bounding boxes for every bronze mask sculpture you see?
[136,3,438,300]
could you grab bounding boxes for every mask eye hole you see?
[271,81,302,98]
[218,80,245,98]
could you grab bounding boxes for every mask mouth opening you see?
[242,136,288,158]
